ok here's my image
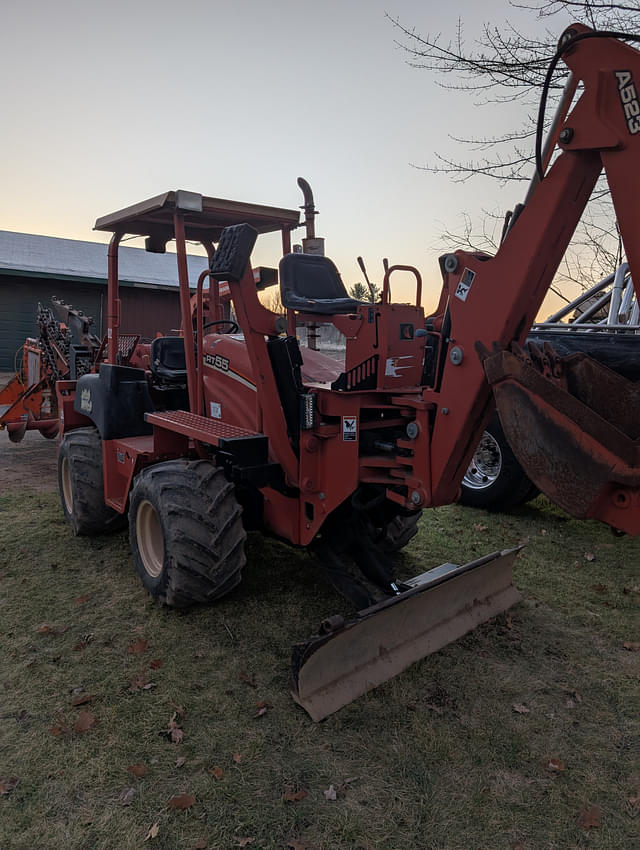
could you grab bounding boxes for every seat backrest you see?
[279,253,361,315]
[150,336,187,383]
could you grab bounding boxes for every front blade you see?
[291,547,521,721]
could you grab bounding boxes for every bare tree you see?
[389,1,640,295]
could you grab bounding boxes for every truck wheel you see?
[58,426,124,535]
[378,512,421,553]
[460,416,538,511]
[128,459,246,607]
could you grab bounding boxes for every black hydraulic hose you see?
[536,29,640,182]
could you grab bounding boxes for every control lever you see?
[357,256,377,303]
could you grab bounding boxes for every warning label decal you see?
[455,268,476,302]
[342,416,357,441]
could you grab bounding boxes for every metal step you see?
[145,410,260,445]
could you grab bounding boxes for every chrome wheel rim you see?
[136,500,165,578]
[463,431,502,490]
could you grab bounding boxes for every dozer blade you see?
[484,347,640,535]
[291,547,521,722]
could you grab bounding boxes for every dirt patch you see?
[0,429,58,492]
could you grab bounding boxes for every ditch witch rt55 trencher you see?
[57,25,640,719]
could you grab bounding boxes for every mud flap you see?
[291,547,521,721]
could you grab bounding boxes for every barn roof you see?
[0,230,209,290]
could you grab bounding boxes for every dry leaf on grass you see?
[128,763,148,778]
[283,789,308,803]
[166,712,184,743]
[584,551,596,561]
[145,822,160,841]
[323,784,337,801]
[546,758,566,772]
[234,840,254,848]
[49,724,68,736]
[73,634,95,652]
[74,711,97,733]
[208,766,223,780]
[118,787,136,806]
[512,703,531,714]
[591,583,608,593]
[338,777,359,793]
[0,777,18,796]
[170,727,184,744]
[128,638,148,655]
[578,804,602,829]
[73,594,90,605]
[232,752,242,764]
[129,672,155,692]
[254,700,270,718]
[71,693,93,707]
[150,658,163,669]
[176,756,186,768]
[37,623,67,636]
[623,641,640,652]
[627,791,640,818]
[168,792,195,810]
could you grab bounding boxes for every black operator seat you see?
[279,253,361,315]
[150,336,187,384]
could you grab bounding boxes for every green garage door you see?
[0,276,103,371]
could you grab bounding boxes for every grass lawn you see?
[0,475,638,849]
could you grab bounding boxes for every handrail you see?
[382,265,422,307]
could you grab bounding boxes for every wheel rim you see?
[136,500,165,578]
[463,431,503,490]
[61,456,73,514]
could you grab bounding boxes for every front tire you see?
[128,459,246,607]
[58,426,124,535]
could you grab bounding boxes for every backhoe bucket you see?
[484,346,640,535]
[291,547,521,721]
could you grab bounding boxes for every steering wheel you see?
[202,319,240,334]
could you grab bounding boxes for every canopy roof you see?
[94,190,301,245]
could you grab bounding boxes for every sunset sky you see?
[1,0,576,310]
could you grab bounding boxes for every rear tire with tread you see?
[460,415,539,511]
[378,512,421,553]
[58,426,124,535]
[128,459,246,607]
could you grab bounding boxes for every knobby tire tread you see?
[129,459,246,607]
[58,427,124,536]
